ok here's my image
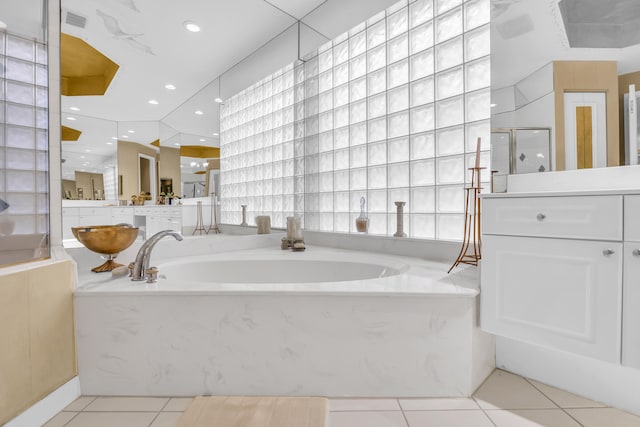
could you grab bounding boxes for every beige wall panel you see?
[159,146,181,195]
[0,273,32,424]
[28,261,76,401]
[118,140,159,200]
[553,61,620,170]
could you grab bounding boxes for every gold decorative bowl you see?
[72,225,139,273]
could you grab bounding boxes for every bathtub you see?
[74,241,494,398]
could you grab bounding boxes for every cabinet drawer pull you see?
[602,249,615,257]
[536,213,546,221]
[633,249,640,257]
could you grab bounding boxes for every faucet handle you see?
[127,262,135,277]
[145,267,159,283]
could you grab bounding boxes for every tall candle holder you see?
[240,205,248,226]
[207,192,221,234]
[393,201,407,237]
[192,201,207,235]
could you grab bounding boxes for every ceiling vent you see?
[64,11,87,29]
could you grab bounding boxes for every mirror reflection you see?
[491,0,640,175]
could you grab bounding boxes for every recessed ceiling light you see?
[148,99,159,105]
[122,135,129,138]
[199,138,205,142]
[111,137,117,140]
[107,142,113,145]
[128,130,135,133]
[184,21,201,32]
[212,132,219,136]
[490,103,497,107]
[85,149,91,153]
[165,84,176,90]
[66,116,76,121]
[214,97,223,103]
[0,21,7,29]
[70,106,80,111]
[174,143,180,146]
[195,110,204,115]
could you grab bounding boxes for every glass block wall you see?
[0,31,50,239]
[220,0,490,240]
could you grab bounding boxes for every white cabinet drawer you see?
[483,195,622,240]
[624,195,640,242]
[481,235,622,363]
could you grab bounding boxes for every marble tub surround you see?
[74,246,493,397]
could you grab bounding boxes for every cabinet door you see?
[481,235,622,362]
[623,242,640,369]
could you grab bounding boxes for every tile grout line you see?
[523,378,587,427]
[397,398,411,427]
[471,396,498,427]
[61,411,80,427]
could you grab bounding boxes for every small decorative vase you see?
[0,215,15,236]
[394,201,407,237]
[355,196,369,233]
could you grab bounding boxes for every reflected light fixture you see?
[213,132,219,136]
[70,106,80,111]
[195,110,204,115]
[148,99,159,105]
[122,135,129,138]
[200,138,205,142]
[66,116,76,120]
[128,130,135,133]
[165,84,176,90]
[203,162,209,168]
[184,21,201,32]
[190,162,197,167]
[214,97,223,103]
[490,103,497,107]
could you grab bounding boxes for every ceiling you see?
[491,0,640,89]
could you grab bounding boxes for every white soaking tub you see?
[74,243,494,398]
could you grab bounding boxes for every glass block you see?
[7,35,35,61]
[350,77,366,102]
[410,22,434,55]
[388,188,410,212]
[368,117,387,142]
[6,81,35,105]
[388,84,409,113]
[334,62,349,86]
[335,170,349,191]
[367,69,386,96]
[388,34,409,63]
[6,58,35,84]
[320,192,334,212]
[436,7,462,43]
[388,59,409,88]
[319,91,333,113]
[436,126,464,156]
[6,170,35,192]
[350,122,366,145]
[319,171,333,192]
[411,214,435,239]
[367,19,386,48]
[334,126,349,148]
[350,54,366,79]
[350,30,366,57]
[368,140,387,165]
[350,168,367,190]
[368,213,388,235]
[465,120,490,152]
[334,40,349,65]
[334,105,349,128]
[334,84,349,107]
[368,189,388,212]
[388,111,409,138]
[5,194,36,214]
[411,159,435,186]
[436,0,462,15]
[465,57,490,91]
[368,10,386,25]
[335,212,350,232]
[368,92,387,119]
[350,145,367,168]
[320,112,333,134]
[335,148,350,170]
[436,155,465,184]
[319,70,333,92]
[36,171,47,193]
[410,0,434,28]
[436,96,464,128]
[35,150,47,171]
[6,104,35,127]
[388,162,409,188]
[411,132,435,159]
[320,213,334,231]
[350,99,367,124]
[465,25,490,61]
[6,126,35,149]
[368,165,387,189]
[6,148,35,170]
[436,66,463,100]
[411,187,435,212]
[387,0,407,14]
[410,49,434,80]
[437,186,464,213]
[436,36,463,71]
[410,76,434,107]
[410,104,434,133]
[367,44,387,72]
[389,136,410,163]
[466,89,490,122]
[465,0,490,30]
[387,8,408,40]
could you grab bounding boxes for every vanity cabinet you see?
[481,194,624,363]
[623,195,640,369]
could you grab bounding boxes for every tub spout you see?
[131,230,183,281]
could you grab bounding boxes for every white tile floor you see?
[44,370,640,427]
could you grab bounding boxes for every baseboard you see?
[5,377,81,427]
[496,337,640,415]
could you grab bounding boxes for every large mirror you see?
[491,0,640,175]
